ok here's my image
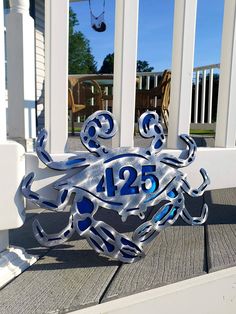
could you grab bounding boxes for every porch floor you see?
[0,135,236,314]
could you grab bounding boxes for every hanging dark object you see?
[89,0,106,32]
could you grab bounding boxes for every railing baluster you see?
[146,75,150,90]
[207,68,214,123]
[45,0,69,153]
[91,85,94,106]
[167,0,197,149]
[138,75,142,90]
[194,70,199,123]
[105,86,109,110]
[154,74,158,87]
[200,69,206,123]
[112,0,139,147]
[154,74,158,107]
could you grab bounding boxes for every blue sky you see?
[70,0,224,72]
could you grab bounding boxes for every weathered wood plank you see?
[101,195,206,302]
[9,208,70,256]
[0,239,119,313]
[206,188,236,272]
[1,209,120,313]
[101,224,205,303]
[2,187,209,312]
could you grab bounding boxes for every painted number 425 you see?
[96,165,159,197]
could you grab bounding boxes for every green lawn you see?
[190,129,215,135]
[68,127,82,133]
[68,127,215,136]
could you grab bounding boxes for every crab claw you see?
[33,215,75,247]
[181,203,208,226]
[36,129,89,170]
[118,236,144,263]
[21,172,37,198]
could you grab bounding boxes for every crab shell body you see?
[57,148,183,222]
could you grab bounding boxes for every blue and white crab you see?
[21,110,210,263]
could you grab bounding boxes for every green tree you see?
[136,60,154,72]
[99,53,154,73]
[99,53,114,73]
[69,8,97,74]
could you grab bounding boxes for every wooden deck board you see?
[1,209,120,313]
[101,225,206,303]
[0,239,119,313]
[2,186,236,313]
[206,188,236,272]
[101,194,207,303]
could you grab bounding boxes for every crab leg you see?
[33,214,75,247]
[36,129,90,170]
[80,111,118,157]
[181,168,210,197]
[73,196,144,263]
[21,173,72,211]
[133,200,182,244]
[180,203,208,225]
[161,134,197,168]
[138,112,166,154]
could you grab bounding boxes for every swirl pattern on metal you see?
[21,111,210,263]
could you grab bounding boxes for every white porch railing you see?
[44,0,236,191]
[192,64,220,124]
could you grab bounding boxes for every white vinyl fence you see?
[69,63,220,126]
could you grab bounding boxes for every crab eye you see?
[167,189,178,198]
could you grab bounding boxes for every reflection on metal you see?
[21,111,210,263]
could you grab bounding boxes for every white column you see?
[0,2,37,285]
[215,0,236,148]
[167,0,197,149]
[6,0,36,152]
[0,2,6,142]
[112,0,139,147]
[0,0,8,252]
[45,0,69,153]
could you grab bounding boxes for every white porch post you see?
[0,1,37,287]
[0,0,8,252]
[112,0,139,147]
[167,0,197,149]
[215,0,236,148]
[6,0,36,152]
[0,2,6,142]
[44,0,69,153]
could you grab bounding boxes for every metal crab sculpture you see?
[21,111,210,263]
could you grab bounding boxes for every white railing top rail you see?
[68,63,220,80]
[193,63,220,71]
[68,72,162,78]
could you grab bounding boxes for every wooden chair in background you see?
[135,70,171,128]
[149,70,171,128]
[68,88,85,135]
[73,76,104,116]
